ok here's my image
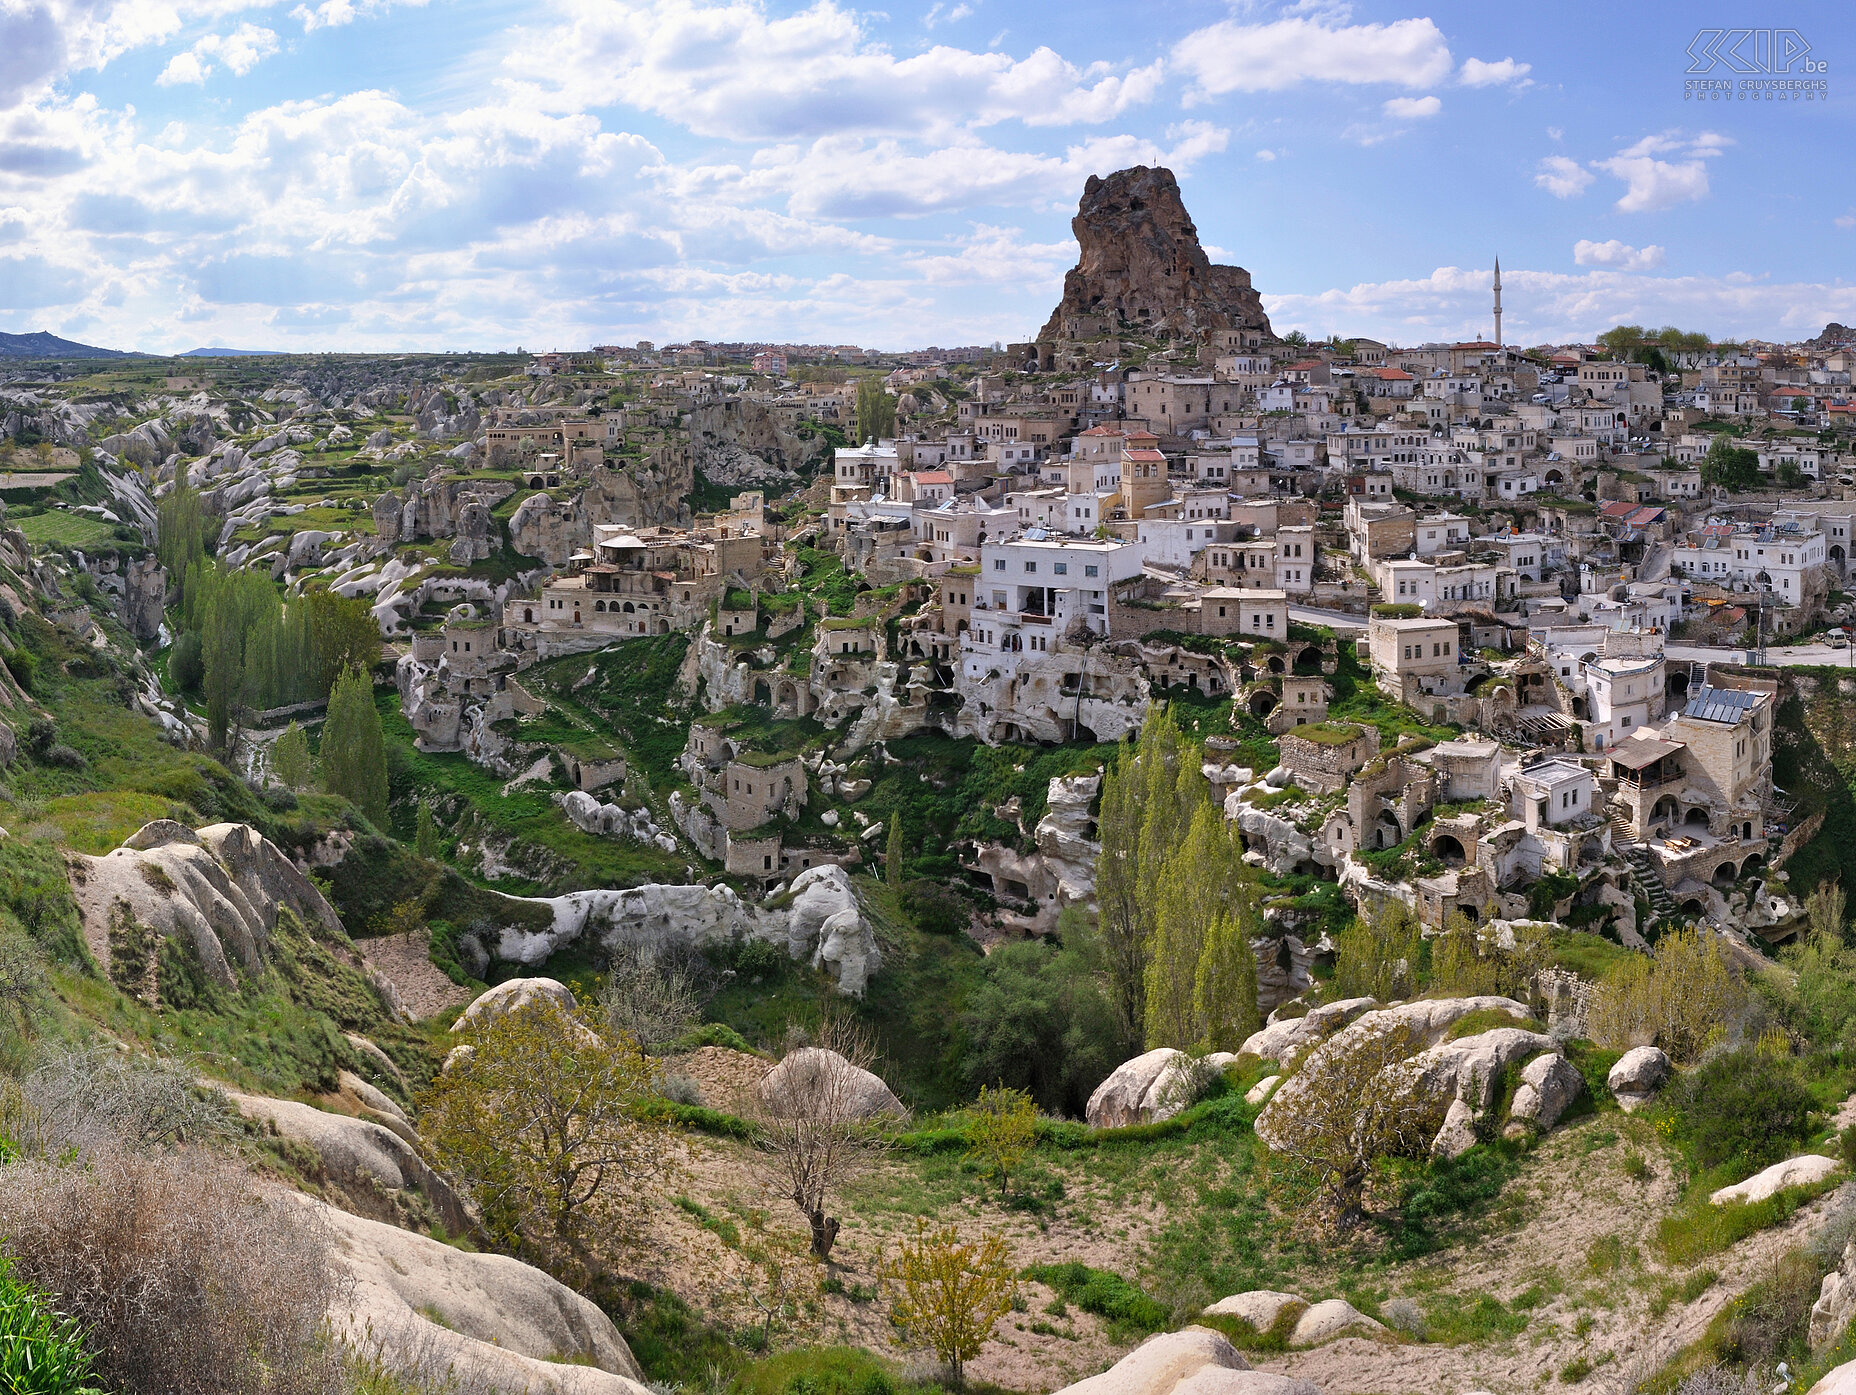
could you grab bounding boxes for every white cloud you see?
[1573,239,1666,272]
[1837,212,1856,230]
[156,51,209,87]
[1173,14,1453,99]
[1594,130,1729,213]
[1382,95,1440,120]
[1534,154,1592,199]
[1255,148,1277,162]
[291,0,428,32]
[504,0,1162,141]
[157,23,279,85]
[922,2,972,26]
[1459,57,1530,87]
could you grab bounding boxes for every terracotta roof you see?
[913,471,953,485]
[1598,501,1637,518]
[1123,448,1168,462]
[1374,367,1414,380]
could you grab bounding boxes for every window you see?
[1025,562,1037,573]
[994,559,1005,571]
[1054,562,1068,575]
[1085,565,1099,577]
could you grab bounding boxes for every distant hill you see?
[0,330,130,359]
[180,347,286,357]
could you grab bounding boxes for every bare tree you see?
[756,1018,887,1260]
[602,942,703,1052]
[1258,1016,1445,1230]
[12,1045,232,1157]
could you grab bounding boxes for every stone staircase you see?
[1609,810,1678,921]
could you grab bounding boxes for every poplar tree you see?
[272,721,312,790]
[321,666,388,829]
[885,818,904,888]
[1193,907,1262,1054]
[416,800,439,859]
[201,591,244,752]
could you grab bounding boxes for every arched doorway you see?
[1685,808,1709,827]
[1744,853,1764,875]
[1713,861,1738,887]
[1652,796,1678,824]
[1294,646,1324,674]
[1681,898,1706,916]
[754,680,771,706]
[1374,813,1402,850]
[1434,833,1467,868]
[1667,670,1690,702]
[1456,904,1480,924]
[1742,822,1753,840]
[1249,690,1278,718]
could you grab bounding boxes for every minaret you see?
[1492,256,1503,348]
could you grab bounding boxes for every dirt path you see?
[356,931,475,1020]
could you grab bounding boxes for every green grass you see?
[0,1260,104,1394]
[1654,1179,1839,1265]
[11,508,119,549]
[1022,1263,1169,1342]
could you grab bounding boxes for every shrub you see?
[1586,928,1745,1063]
[41,745,86,771]
[900,880,970,937]
[0,1149,340,1395]
[1667,1048,1816,1177]
[4,648,37,693]
[1022,1263,1167,1342]
[1698,1248,1821,1368]
[958,936,1120,1119]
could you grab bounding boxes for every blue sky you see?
[1,0,1853,353]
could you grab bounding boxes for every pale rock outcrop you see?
[119,556,166,641]
[1813,1238,1856,1350]
[231,1092,470,1236]
[481,872,880,997]
[1810,1361,1856,1395]
[1505,1052,1585,1135]
[454,977,581,1033]
[1239,999,1377,1063]
[71,821,348,992]
[1244,1076,1280,1106]
[558,790,670,849]
[1086,1049,1236,1128]
[1709,1153,1841,1206]
[1202,1291,1305,1334]
[1256,999,1543,1159]
[1288,1299,1386,1348]
[758,1048,905,1120]
[1431,1100,1480,1160]
[303,1193,650,1395]
[1607,1046,1673,1112]
[1050,1327,1317,1395]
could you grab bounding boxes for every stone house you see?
[1367,615,1462,698]
[1279,722,1379,795]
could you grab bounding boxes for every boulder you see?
[1050,1326,1317,1395]
[1506,1053,1584,1135]
[338,1069,409,1127]
[1086,1048,1186,1129]
[1202,1291,1305,1335]
[1810,1361,1856,1395]
[1431,1099,1480,1161]
[1244,1076,1280,1107]
[1238,999,1378,1063]
[1812,1238,1856,1350]
[758,1047,904,1120]
[1289,1298,1386,1348]
[231,1093,469,1236]
[453,978,594,1044]
[1710,1153,1841,1206]
[1256,1001,1542,1156]
[302,1193,650,1395]
[1608,1046,1673,1112]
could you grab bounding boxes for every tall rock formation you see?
[1039,166,1273,343]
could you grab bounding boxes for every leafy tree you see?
[271,721,312,791]
[1144,802,1259,1050]
[167,631,204,693]
[958,921,1121,1117]
[1260,1015,1443,1229]
[421,997,668,1274]
[414,799,438,858]
[853,378,896,443]
[881,1221,1017,1388]
[1193,905,1262,1054]
[1700,434,1761,492]
[964,1086,1039,1196]
[1587,927,1745,1062]
[1282,330,1308,347]
[301,589,381,696]
[1331,897,1421,1002]
[200,591,244,751]
[320,666,388,829]
[156,476,207,600]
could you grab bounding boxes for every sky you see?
[0,0,1854,354]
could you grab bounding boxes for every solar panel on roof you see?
[1683,685,1761,723]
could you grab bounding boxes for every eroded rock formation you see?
[1039,165,1274,343]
